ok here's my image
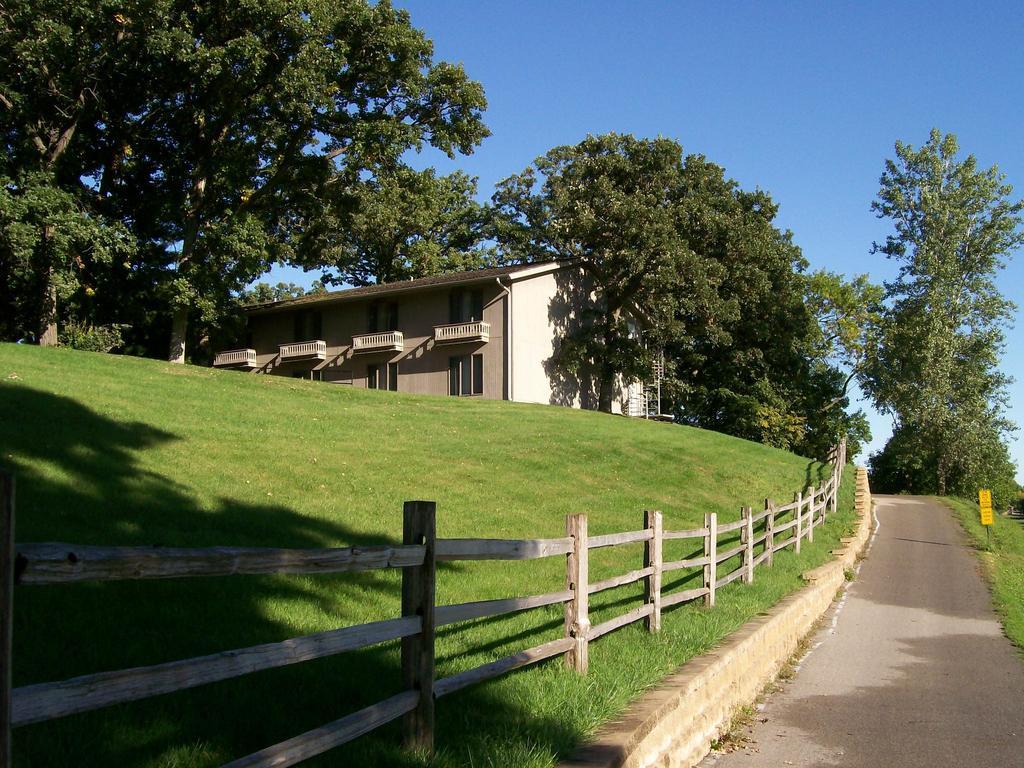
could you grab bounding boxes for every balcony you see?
[352,331,404,354]
[213,348,257,369]
[279,340,327,362]
[433,321,490,345]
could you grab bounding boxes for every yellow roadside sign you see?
[979,489,994,526]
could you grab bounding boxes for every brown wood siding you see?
[247,284,507,400]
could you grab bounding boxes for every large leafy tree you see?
[803,270,883,412]
[0,1,138,344]
[493,133,870,453]
[863,129,1022,503]
[493,133,699,412]
[122,0,488,362]
[302,166,493,287]
[663,166,871,458]
[2,0,488,360]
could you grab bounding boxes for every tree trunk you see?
[168,308,188,364]
[169,166,206,363]
[38,279,58,346]
[597,320,616,413]
[37,225,58,346]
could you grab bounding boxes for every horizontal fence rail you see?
[11,616,422,728]
[14,543,426,584]
[435,537,573,561]
[436,590,573,627]
[0,440,849,768]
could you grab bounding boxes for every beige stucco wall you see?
[509,270,561,406]
[247,283,507,400]
[509,267,628,414]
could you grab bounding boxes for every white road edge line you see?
[791,499,882,670]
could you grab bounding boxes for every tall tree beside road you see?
[864,129,1023,504]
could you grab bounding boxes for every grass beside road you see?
[941,497,1024,651]
[1,344,857,767]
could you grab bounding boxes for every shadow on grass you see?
[0,387,388,763]
[802,459,833,495]
[0,386,592,767]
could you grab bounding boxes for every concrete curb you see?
[559,468,874,768]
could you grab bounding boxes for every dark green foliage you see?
[240,280,327,306]
[302,166,495,287]
[662,164,871,457]
[57,320,129,352]
[493,133,693,412]
[870,423,1019,509]
[492,133,867,454]
[1,0,489,360]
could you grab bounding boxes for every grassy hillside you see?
[0,344,856,767]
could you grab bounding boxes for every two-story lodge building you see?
[214,261,645,415]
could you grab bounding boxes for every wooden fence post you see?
[1,471,15,768]
[565,513,589,673]
[741,506,754,584]
[401,500,436,753]
[807,485,815,543]
[832,461,840,515]
[794,491,802,554]
[765,499,775,567]
[643,510,662,633]
[703,512,717,608]
[838,439,846,486]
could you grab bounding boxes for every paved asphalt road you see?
[699,495,1023,768]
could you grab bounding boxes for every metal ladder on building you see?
[627,350,664,419]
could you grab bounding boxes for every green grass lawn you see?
[940,497,1024,651]
[0,344,857,767]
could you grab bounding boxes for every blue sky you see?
[265,1,1024,476]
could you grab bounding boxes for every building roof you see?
[244,261,564,315]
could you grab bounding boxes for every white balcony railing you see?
[213,348,257,368]
[433,321,490,345]
[352,331,404,354]
[279,340,327,361]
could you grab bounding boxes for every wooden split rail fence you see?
[0,441,846,767]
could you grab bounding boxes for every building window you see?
[448,354,483,396]
[388,362,399,392]
[472,353,483,394]
[293,310,322,341]
[449,289,484,323]
[367,363,380,389]
[367,301,399,332]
